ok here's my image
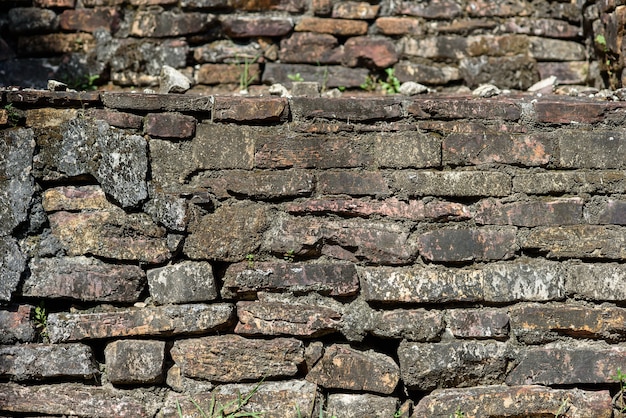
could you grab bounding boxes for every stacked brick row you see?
[2,90,626,417]
[0,0,596,91]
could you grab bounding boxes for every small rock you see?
[472,84,501,98]
[291,81,320,97]
[47,80,68,91]
[528,76,557,93]
[269,83,290,97]
[159,65,191,94]
[323,88,343,98]
[400,81,428,96]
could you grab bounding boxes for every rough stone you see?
[143,192,188,231]
[263,63,369,88]
[0,237,27,302]
[410,97,521,120]
[295,17,367,35]
[317,171,390,196]
[25,108,78,129]
[521,225,626,259]
[213,97,288,122]
[47,303,234,342]
[130,11,214,37]
[473,197,583,226]
[86,109,144,129]
[459,54,538,90]
[398,0,463,18]
[105,339,166,384]
[279,32,343,64]
[24,256,146,302]
[0,305,36,344]
[222,262,360,298]
[193,39,262,63]
[417,227,518,262]
[147,261,217,305]
[8,8,58,34]
[390,171,511,197]
[398,340,509,391]
[306,344,400,394]
[221,16,294,37]
[566,262,626,301]
[144,112,196,139]
[413,385,612,418]
[18,33,96,55]
[447,309,510,340]
[159,65,191,93]
[0,343,98,381]
[513,171,626,195]
[558,130,626,169]
[59,8,120,33]
[370,309,445,342]
[529,37,587,61]
[193,123,255,170]
[375,17,422,36]
[171,334,304,382]
[42,185,112,212]
[291,97,403,121]
[195,63,260,85]
[326,393,399,418]
[342,36,398,68]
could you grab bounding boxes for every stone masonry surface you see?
[5,88,626,418]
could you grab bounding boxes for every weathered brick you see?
[460,54,538,90]
[375,17,422,36]
[101,92,213,112]
[342,36,398,68]
[467,0,530,17]
[263,62,369,88]
[184,203,270,262]
[398,340,509,391]
[507,344,626,385]
[47,303,234,342]
[409,97,521,120]
[0,382,160,417]
[147,261,217,305]
[48,210,170,264]
[171,334,303,382]
[401,36,468,61]
[566,262,626,301]
[361,260,564,304]
[399,0,463,18]
[466,34,530,57]
[443,132,553,166]
[327,393,399,418]
[529,36,586,61]
[417,227,518,262]
[196,63,261,85]
[221,16,294,37]
[6,90,100,106]
[193,39,261,63]
[17,33,96,55]
[390,171,511,197]
[538,61,589,84]
[586,198,626,225]
[24,256,145,303]
[395,61,461,85]
[193,123,255,169]
[317,171,390,196]
[213,97,288,122]
[195,170,314,199]
[307,344,399,394]
[332,1,379,19]
[513,171,626,194]
[502,17,581,38]
[0,305,35,344]
[448,309,510,340]
[510,303,626,343]
[534,99,611,124]
[370,309,445,342]
[85,109,143,129]
[8,8,58,34]
[413,385,612,418]
[25,108,78,128]
[144,112,196,139]
[130,11,213,37]
[229,0,306,12]
[375,130,441,168]
[235,300,341,337]
[521,225,626,259]
[0,343,98,381]
[291,97,403,122]
[558,130,626,169]
[222,262,360,298]
[59,8,120,32]
[473,197,583,226]
[295,17,368,35]
[104,340,165,385]
[279,32,343,64]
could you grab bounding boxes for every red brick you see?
[375,17,422,35]
[410,97,521,120]
[144,112,196,139]
[279,32,343,64]
[447,308,510,340]
[195,170,314,199]
[285,198,470,221]
[59,8,120,33]
[443,132,553,166]
[222,262,360,298]
[534,99,612,124]
[221,16,294,37]
[86,109,142,129]
[332,2,379,19]
[317,171,390,196]
[295,17,368,36]
[5,89,100,106]
[291,97,403,121]
[195,63,261,85]
[0,305,35,344]
[473,197,583,226]
[17,33,96,55]
[342,36,398,68]
[398,0,463,19]
[417,227,518,262]
[213,97,288,122]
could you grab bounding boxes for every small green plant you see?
[449,407,465,418]
[360,74,377,92]
[595,34,608,52]
[612,368,626,413]
[245,254,255,269]
[283,250,295,262]
[176,378,265,418]
[555,396,570,418]
[4,103,20,126]
[287,73,304,82]
[379,67,401,94]
[238,54,260,93]
[34,302,49,343]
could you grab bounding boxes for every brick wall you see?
[2,89,626,417]
[0,0,612,92]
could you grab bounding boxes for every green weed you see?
[379,68,401,94]
[238,54,260,93]
[34,302,49,343]
[287,73,304,82]
[3,103,20,126]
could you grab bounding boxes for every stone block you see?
[566,262,626,301]
[221,16,294,37]
[0,305,36,344]
[473,197,583,226]
[332,2,379,19]
[263,63,369,88]
[370,309,445,342]
[535,99,610,124]
[317,171,390,196]
[374,130,442,169]
[412,97,522,120]
[47,303,234,342]
[417,227,518,262]
[6,90,100,106]
[42,186,111,212]
[17,33,95,55]
[295,17,367,35]
[34,0,75,6]
[25,108,78,128]
[375,17,421,36]
[398,340,509,391]
[235,300,341,337]
[229,0,306,12]
[147,261,217,305]
[221,262,359,298]
[397,61,460,85]
[143,192,188,231]
[459,54,538,90]
[398,0,463,18]
[306,344,399,394]
[59,8,120,32]
[537,61,589,84]
[0,237,27,302]
[326,393,398,418]
[401,36,468,61]
[0,343,98,381]
[521,225,626,259]
[195,63,261,85]
[0,382,160,417]
[193,39,262,63]
[105,340,165,385]
[466,0,530,17]
[24,256,146,302]
[558,130,626,169]
[130,11,214,37]
[171,334,303,382]
[193,123,255,169]
[390,171,511,197]
[529,37,586,61]
[291,97,403,121]
[48,210,170,264]
[144,112,196,139]
[279,32,343,64]
[506,343,626,385]
[586,198,626,224]
[8,8,58,34]
[513,171,626,195]
[413,385,612,418]
[213,97,288,122]
[342,36,398,68]
[184,203,270,262]
[101,92,212,112]
[447,309,510,340]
